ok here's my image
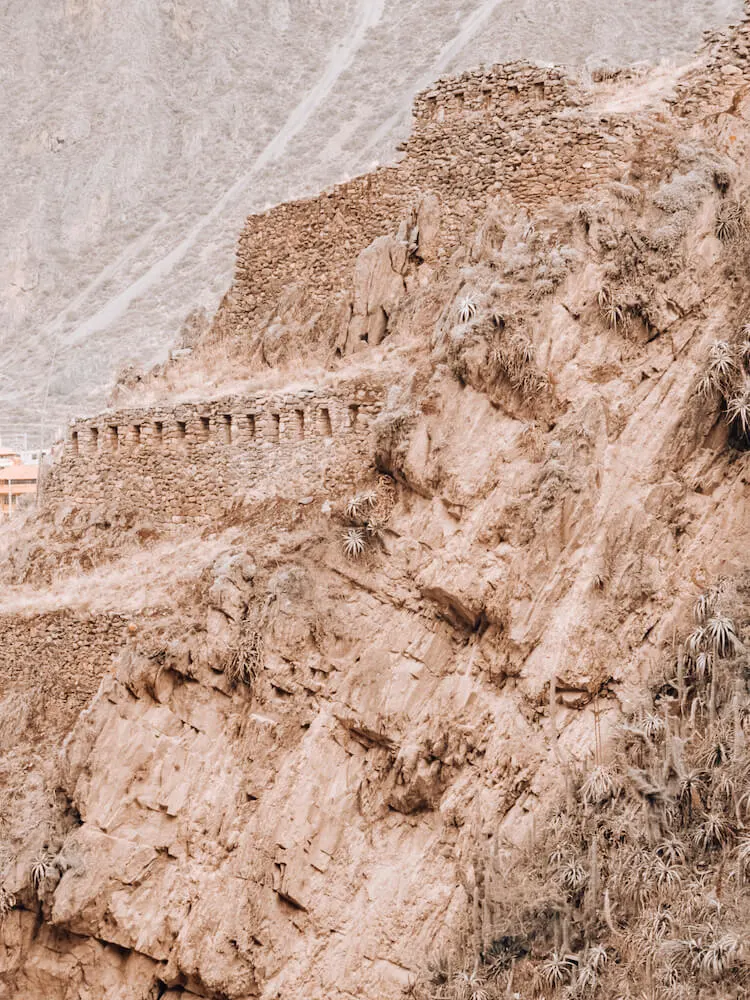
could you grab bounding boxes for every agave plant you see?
[705,613,741,658]
[342,527,366,559]
[694,650,713,683]
[698,932,742,980]
[677,768,708,819]
[693,811,735,850]
[541,951,578,988]
[457,296,478,325]
[686,625,707,659]
[706,340,738,388]
[556,857,588,893]
[655,837,687,867]
[452,969,491,1000]
[694,590,717,625]
[726,387,750,437]
[580,764,620,806]
[345,490,378,520]
[736,835,750,881]
[30,851,56,890]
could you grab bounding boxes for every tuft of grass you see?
[226,618,263,687]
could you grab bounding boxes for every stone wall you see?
[42,380,384,522]
[0,610,130,745]
[224,62,656,333]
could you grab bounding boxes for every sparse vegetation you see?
[0,885,15,921]
[458,296,478,325]
[597,286,627,332]
[30,850,56,890]
[715,198,746,244]
[695,337,750,446]
[342,526,367,559]
[226,616,264,687]
[415,584,750,1000]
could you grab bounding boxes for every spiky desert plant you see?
[740,329,750,369]
[697,730,732,769]
[705,613,741,658]
[452,969,491,1000]
[686,625,707,659]
[694,650,713,684]
[342,526,366,560]
[556,857,588,894]
[735,835,750,882]
[346,490,378,520]
[580,764,620,807]
[641,713,667,742]
[458,296,478,325]
[0,885,15,921]
[655,837,687,867]
[30,851,56,890]
[694,590,717,625]
[693,811,735,850]
[704,340,738,393]
[541,951,578,988]
[715,198,745,243]
[726,386,750,438]
[697,932,742,981]
[597,286,626,331]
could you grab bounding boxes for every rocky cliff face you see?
[3,13,750,1000]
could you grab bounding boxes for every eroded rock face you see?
[7,18,750,1000]
[345,233,411,352]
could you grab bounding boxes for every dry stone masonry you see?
[223,62,658,334]
[43,380,385,522]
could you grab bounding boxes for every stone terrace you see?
[42,379,385,523]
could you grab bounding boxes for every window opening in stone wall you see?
[247,414,256,439]
[454,91,465,110]
[154,421,163,446]
[482,89,492,110]
[426,96,437,119]
[199,417,210,442]
[109,426,119,450]
[271,414,280,443]
[176,421,186,442]
[71,431,79,456]
[533,82,545,100]
[319,408,333,437]
[221,414,232,445]
[91,427,99,451]
[294,409,305,440]
[348,404,359,428]
[133,424,141,447]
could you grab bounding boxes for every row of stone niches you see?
[68,403,368,457]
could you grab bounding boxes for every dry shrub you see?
[226,616,263,687]
[416,581,750,999]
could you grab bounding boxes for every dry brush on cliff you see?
[415,579,750,1000]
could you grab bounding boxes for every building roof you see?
[0,447,20,458]
[0,463,38,482]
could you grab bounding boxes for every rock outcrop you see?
[4,12,750,1000]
